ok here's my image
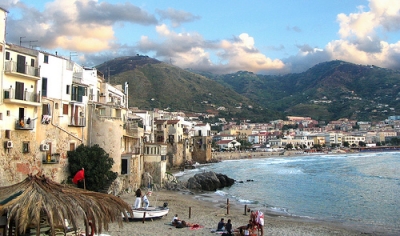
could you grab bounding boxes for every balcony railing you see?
[42,153,60,164]
[5,61,40,79]
[3,89,41,105]
[15,118,35,130]
[69,117,86,127]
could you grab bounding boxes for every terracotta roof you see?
[167,120,180,124]
[154,120,166,124]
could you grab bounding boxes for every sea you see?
[175,151,400,235]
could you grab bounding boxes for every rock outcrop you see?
[187,171,234,191]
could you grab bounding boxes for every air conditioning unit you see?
[40,144,50,151]
[5,140,13,148]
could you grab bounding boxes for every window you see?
[44,55,49,63]
[69,142,76,151]
[66,85,70,95]
[23,142,30,153]
[42,104,51,115]
[63,104,68,115]
[42,78,47,97]
[71,85,85,102]
[15,82,24,100]
[0,113,2,120]
[5,130,11,139]
[121,158,128,174]
[42,104,51,124]
[17,55,26,74]
[5,51,10,60]
[30,59,35,67]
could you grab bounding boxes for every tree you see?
[285,143,293,150]
[343,141,350,147]
[239,140,253,150]
[68,144,117,192]
[313,144,322,150]
[389,137,400,145]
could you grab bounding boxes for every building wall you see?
[191,136,212,163]
[167,142,185,167]
[0,129,40,186]
[88,113,123,174]
[144,160,166,185]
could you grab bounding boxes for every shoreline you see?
[167,151,399,236]
[103,189,373,236]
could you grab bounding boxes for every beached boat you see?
[124,204,169,219]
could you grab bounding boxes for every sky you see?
[1,0,400,75]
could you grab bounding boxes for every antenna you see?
[20,36,38,48]
[69,52,78,60]
[107,67,115,83]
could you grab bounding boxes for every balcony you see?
[69,117,86,127]
[42,153,60,164]
[15,118,35,130]
[72,72,83,84]
[124,122,140,137]
[5,61,40,80]
[3,89,41,106]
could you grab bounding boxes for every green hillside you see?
[204,61,400,121]
[96,56,283,122]
[98,57,400,122]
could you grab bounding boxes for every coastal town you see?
[1,6,400,192]
[1,4,400,236]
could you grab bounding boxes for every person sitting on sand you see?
[171,214,180,225]
[237,220,253,236]
[221,219,233,236]
[217,218,225,231]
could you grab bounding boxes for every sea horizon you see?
[176,151,400,236]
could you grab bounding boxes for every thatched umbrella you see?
[0,173,132,236]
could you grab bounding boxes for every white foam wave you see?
[215,190,228,196]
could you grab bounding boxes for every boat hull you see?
[124,207,169,219]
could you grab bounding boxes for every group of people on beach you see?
[215,210,264,236]
[169,210,264,235]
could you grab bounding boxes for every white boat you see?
[124,204,169,219]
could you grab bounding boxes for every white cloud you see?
[3,0,400,73]
[289,0,400,72]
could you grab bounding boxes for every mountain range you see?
[96,57,400,122]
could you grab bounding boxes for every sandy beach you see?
[100,189,369,236]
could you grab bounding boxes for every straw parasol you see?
[0,173,132,236]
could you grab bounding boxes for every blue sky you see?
[2,0,400,74]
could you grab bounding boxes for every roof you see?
[0,173,131,235]
[167,120,180,124]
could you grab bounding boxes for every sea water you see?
[176,152,400,235]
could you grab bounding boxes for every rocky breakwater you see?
[187,171,235,191]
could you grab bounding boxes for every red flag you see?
[72,169,85,184]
